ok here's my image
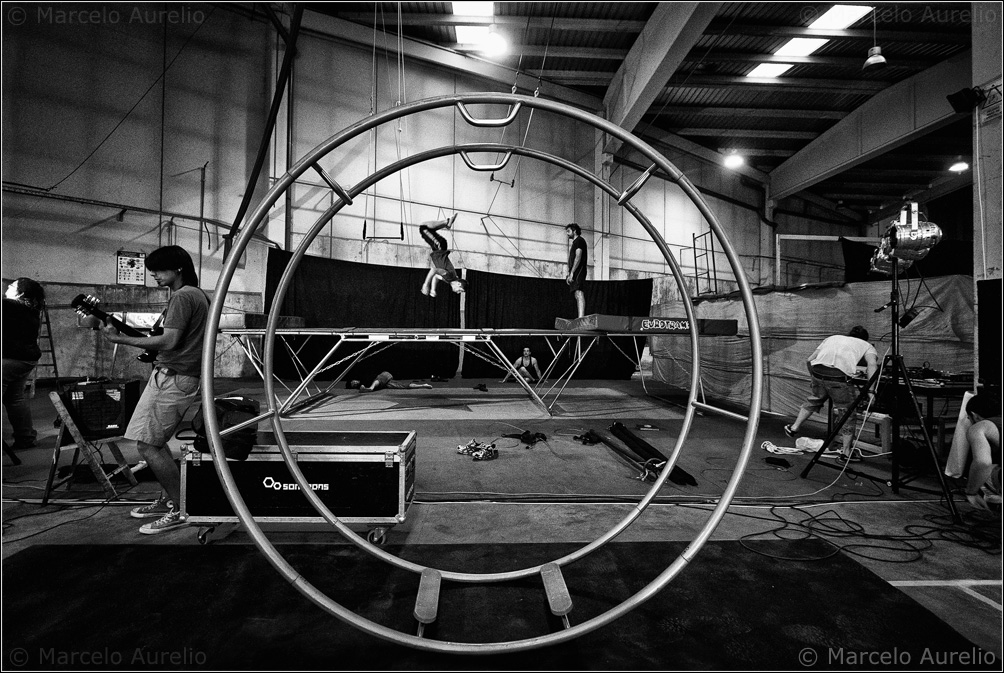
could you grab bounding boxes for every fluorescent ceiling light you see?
[745,5,873,79]
[482,27,508,56]
[455,25,490,43]
[808,5,873,30]
[455,25,508,56]
[452,2,494,16]
[747,63,793,78]
[773,38,829,57]
[949,161,969,172]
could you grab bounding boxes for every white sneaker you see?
[139,509,188,535]
[130,495,173,519]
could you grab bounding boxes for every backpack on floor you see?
[190,396,260,461]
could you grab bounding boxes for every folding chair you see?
[42,390,138,505]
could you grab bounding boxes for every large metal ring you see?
[200,92,763,653]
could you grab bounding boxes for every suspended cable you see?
[634,11,739,147]
[470,11,560,278]
[47,7,216,192]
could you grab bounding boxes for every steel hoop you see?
[200,93,763,653]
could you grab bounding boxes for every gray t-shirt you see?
[155,285,209,377]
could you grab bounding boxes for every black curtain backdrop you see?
[840,237,973,283]
[264,250,654,381]
[265,249,461,381]
[463,269,653,379]
[978,278,1002,387]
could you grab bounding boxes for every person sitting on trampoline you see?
[419,214,467,297]
[348,372,433,393]
[501,347,544,383]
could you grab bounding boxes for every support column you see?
[593,128,613,281]
[971,2,1002,385]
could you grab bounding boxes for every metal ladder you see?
[28,304,60,397]
[692,231,719,296]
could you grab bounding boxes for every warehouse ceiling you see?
[298,2,977,225]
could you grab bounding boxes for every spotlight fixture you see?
[949,158,970,173]
[723,152,744,169]
[869,202,942,275]
[862,9,886,70]
[870,239,912,275]
[946,87,987,113]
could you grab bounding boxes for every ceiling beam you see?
[658,106,845,120]
[717,147,795,157]
[534,70,615,85]
[683,50,931,69]
[871,173,973,220]
[450,45,630,59]
[670,75,887,95]
[703,22,970,44]
[603,2,722,155]
[333,13,648,32]
[821,193,904,201]
[831,182,935,192]
[641,128,770,183]
[841,168,947,178]
[674,128,819,140]
[299,12,602,111]
[771,51,972,200]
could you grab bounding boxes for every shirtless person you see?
[501,347,543,383]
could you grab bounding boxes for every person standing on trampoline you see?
[565,223,587,318]
[420,214,467,297]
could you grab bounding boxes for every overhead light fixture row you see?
[747,5,874,79]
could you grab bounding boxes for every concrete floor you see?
[3,378,1001,662]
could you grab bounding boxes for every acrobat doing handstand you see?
[419,214,467,297]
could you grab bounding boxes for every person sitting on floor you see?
[945,391,1002,511]
[501,346,543,383]
[348,372,433,393]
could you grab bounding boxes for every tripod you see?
[800,259,961,523]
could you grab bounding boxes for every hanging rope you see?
[395,1,411,239]
[363,5,381,240]
[473,11,559,279]
[361,3,413,241]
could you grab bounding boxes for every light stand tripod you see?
[800,206,961,523]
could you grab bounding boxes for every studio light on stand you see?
[806,201,960,522]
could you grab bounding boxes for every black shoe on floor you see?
[783,425,798,439]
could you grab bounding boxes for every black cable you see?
[2,502,109,543]
[46,7,216,192]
